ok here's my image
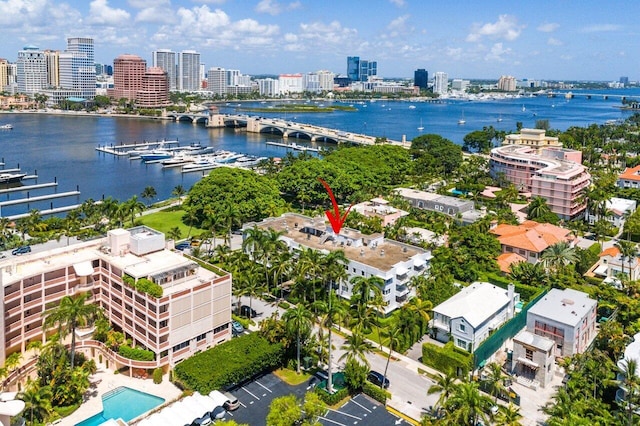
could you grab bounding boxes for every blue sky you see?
[1,0,638,80]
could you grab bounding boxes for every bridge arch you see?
[193,116,208,124]
[260,126,285,136]
[285,131,313,140]
[176,115,195,122]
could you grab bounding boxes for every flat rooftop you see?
[514,330,555,351]
[491,145,587,179]
[527,288,596,327]
[433,282,512,328]
[0,237,223,297]
[251,214,429,271]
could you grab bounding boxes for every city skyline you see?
[0,0,638,80]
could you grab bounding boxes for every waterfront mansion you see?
[0,226,231,371]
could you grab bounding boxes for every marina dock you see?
[0,190,80,207]
[0,182,57,195]
[95,140,180,156]
[265,141,320,152]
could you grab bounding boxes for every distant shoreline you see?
[0,109,174,122]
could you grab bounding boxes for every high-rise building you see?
[112,54,146,101]
[152,49,176,91]
[44,50,60,88]
[414,69,428,90]
[137,67,170,107]
[59,37,96,99]
[303,73,320,92]
[433,72,448,95]
[16,46,48,95]
[178,50,200,92]
[620,76,629,86]
[225,69,240,87]
[0,59,8,92]
[347,56,377,82]
[497,75,517,91]
[257,78,279,97]
[278,74,303,95]
[317,70,335,91]
[207,67,226,96]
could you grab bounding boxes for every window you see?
[383,288,391,295]
[159,320,168,328]
[526,348,533,361]
[456,339,467,349]
[458,323,466,332]
[196,333,207,342]
[172,341,189,352]
[214,323,229,334]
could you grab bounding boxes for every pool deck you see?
[59,362,183,426]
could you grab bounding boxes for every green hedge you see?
[422,342,472,376]
[122,274,163,298]
[314,387,349,405]
[363,381,390,404]
[174,333,284,394]
[118,345,155,361]
[478,272,541,302]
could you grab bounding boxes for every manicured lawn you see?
[273,367,311,386]
[138,207,206,238]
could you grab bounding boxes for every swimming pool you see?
[75,387,165,426]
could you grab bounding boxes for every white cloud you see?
[387,15,409,31]
[537,22,559,33]
[389,0,405,6]
[446,47,463,60]
[255,0,301,16]
[174,5,230,36]
[135,6,174,24]
[484,42,511,62]
[233,18,279,36]
[547,37,562,46]
[87,0,131,26]
[466,15,523,42]
[581,24,622,33]
[128,0,169,7]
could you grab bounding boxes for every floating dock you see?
[95,140,180,156]
[0,191,80,207]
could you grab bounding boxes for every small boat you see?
[0,172,26,184]
[0,124,13,130]
[140,150,173,162]
[409,105,416,109]
[458,111,466,125]
[418,119,424,131]
[497,114,503,122]
[522,105,526,112]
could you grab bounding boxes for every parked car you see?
[367,371,390,389]
[222,392,240,411]
[240,305,257,318]
[231,320,244,335]
[210,406,226,420]
[11,246,31,256]
[175,241,191,251]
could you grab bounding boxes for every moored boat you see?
[0,124,13,130]
[140,150,173,162]
[0,172,26,184]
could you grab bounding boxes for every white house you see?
[587,197,636,227]
[431,282,518,352]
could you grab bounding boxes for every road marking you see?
[324,407,362,420]
[255,380,273,393]
[350,397,372,413]
[239,401,247,408]
[317,416,347,426]
[241,386,260,400]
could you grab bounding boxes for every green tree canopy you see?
[410,134,463,176]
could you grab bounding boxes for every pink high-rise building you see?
[137,67,170,107]
[112,54,146,102]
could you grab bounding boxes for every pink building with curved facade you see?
[112,54,146,101]
[490,133,590,220]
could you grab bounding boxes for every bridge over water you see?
[165,112,407,147]
[540,91,632,100]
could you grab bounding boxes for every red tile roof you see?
[619,166,640,182]
[497,253,527,273]
[490,220,573,253]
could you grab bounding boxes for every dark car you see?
[240,305,257,318]
[231,320,244,335]
[11,246,31,256]
[210,406,226,420]
[367,371,390,388]
[175,242,191,251]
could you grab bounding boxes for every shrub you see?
[314,386,349,405]
[278,301,290,309]
[153,368,163,384]
[344,359,368,392]
[363,381,390,404]
[232,314,251,329]
[422,342,472,377]
[174,333,284,394]
[118,345,155,361]
[122,275,163,298]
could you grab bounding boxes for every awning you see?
[73,261,94,277]
[414,259,426,268]
[593,264,608,277]
[517,357,539,369]
[396,266,408,276]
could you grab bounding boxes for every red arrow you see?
[318,178,352,234]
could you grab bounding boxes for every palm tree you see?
[495,403,522,426]
[43,292,100,369]
[283,304,314,373]
[619,358,639,425]
[167,226,182,242]
[527,196,552,221]
[314,291,347,393]
[124,195,145,226]
[19,379,53,425]
[444,381,492,426]
[427,369,458,410]
[220,202,242,247]
[615,240,638,280]
[271,251,293,299]
[540,241,578,273]
[295,247,323,304]
[350,276,383,307]
[381,323,403,390]
[485,362,505,402]
[140,186,157,206]
[238,263,265,316]
[339,332,373,367]
[172,184,186,205]
[406,297,433,336]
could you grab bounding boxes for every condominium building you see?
[433,72,448,95]
[526,288,597,357]
[152,49,177,91]
[303,73,320,92]
[243,213,432,313]
[59,37,96,99]
[257,78,279,97]
[0,226,232,368]
[347,56,377,82]
[16,46,48,95]
[44,50,60,87]
[0,60,8,92]
[112,54,146,102]
[414,69,428,90]
[178,50,200,92]
[317,70,335,91]
[137,67,170,108]
[278,74,303,95]
[207,67,226,96]
[489,143,591,220]
[497,75,517,91]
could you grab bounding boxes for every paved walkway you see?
[59,363,182,426]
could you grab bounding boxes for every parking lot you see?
[222,372,409,426]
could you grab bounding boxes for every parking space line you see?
[317,415,347,426]
[241,386,261,400]
[239,401,247,408]
[325,407,362,420]
[350,397,372,413]
[255,380,273,393]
